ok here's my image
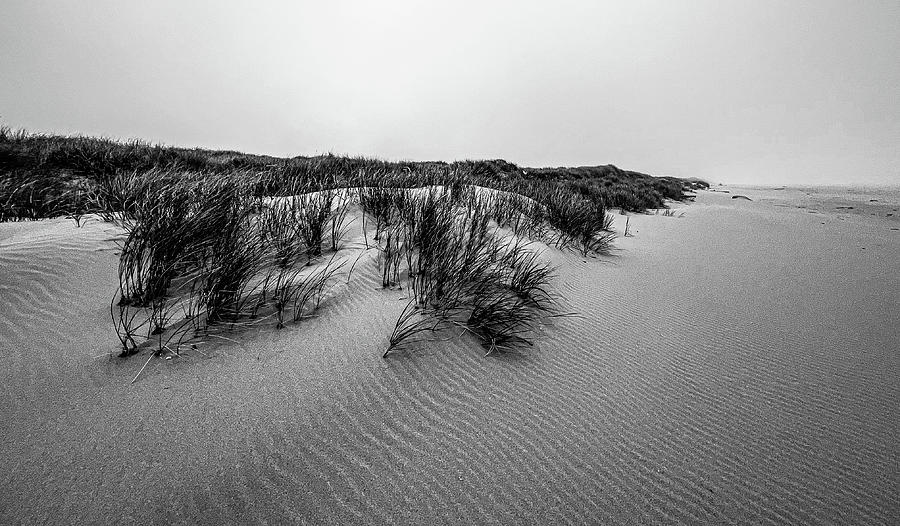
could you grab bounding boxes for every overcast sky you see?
[2,1,898,185]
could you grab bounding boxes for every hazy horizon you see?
[2,0,898,185]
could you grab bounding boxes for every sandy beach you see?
[1,187,898,524]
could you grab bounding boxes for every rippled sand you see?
[1,188,898,524]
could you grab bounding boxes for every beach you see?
[1,187,898,524]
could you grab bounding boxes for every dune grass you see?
[372,187,563,356]
[1,126,703,223]
[107,174,593,359]
[1,126,706,360]
[110,170,353,356]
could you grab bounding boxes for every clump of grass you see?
[532,183,615,255]
[200,217,266,324]
[297,190,334,260]
[377,224,404,288]
[329,188,353,251]
[386,299,447,356]
[289,255,347,322]
[260,198,306,269]
[266,253,346,329]
[116,172,244,306]
[110,168,357,357]
[383,189,559,356]
[499,239,555,309]
[358,185,397,244]
[0,169,66,221]
[464,292,536,354]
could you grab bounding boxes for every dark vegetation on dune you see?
[1,126,706,362]
[0,126,706,222]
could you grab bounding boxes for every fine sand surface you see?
[1,188,898,524]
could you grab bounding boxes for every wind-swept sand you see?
[1,188,898,524]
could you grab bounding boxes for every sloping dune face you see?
[1,191,898,524]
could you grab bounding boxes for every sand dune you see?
[1,189,898,524]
